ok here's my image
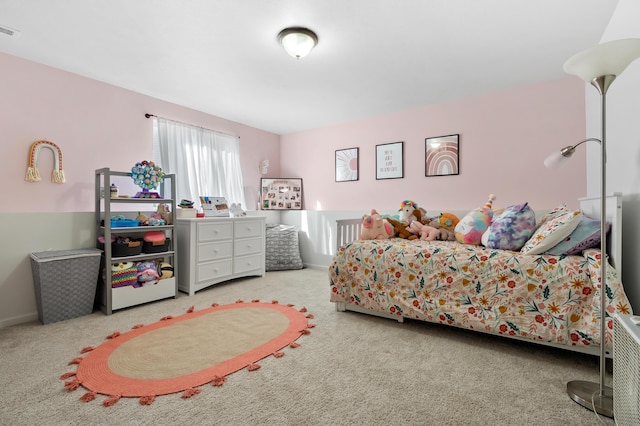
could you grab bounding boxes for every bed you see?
[328,194,633,357]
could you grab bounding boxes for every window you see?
[152,117,246,209]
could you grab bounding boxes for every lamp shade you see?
[544,150,571,169]
[563,38,640,82]
[278,27,318,59]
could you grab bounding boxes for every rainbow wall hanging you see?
[25,140,66,183]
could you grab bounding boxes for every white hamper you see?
[613,314,640,426]
[30,249,102,324]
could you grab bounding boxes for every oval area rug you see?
[61,301,313,405]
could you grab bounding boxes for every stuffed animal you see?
[398,200,426,224]
[361,209,393,240]
[454,194,496,245]
[386,217,418,240]
[407,221,441,241]
[110,262,138,288]
[136,261,160,285]
[438,212,460,231]
[158,262,174,279]
[230,203,247,217]
[156,203,173,225]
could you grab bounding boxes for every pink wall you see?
[0,52,280,213]
[1,50,587,216]
[280,78,587,213]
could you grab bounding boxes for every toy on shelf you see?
[131,160,164,198]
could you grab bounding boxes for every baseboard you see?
[303,263,328,271]
[0,312,39,329]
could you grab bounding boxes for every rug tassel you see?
[64,378,81,391]
[211,375,227,387]
[286,303,294,307]
[79,391,97,402]
[160,315,173,321]
[289,342,300,348]
[247,363,261,371]
[300,329,311,335]
[139,395,156,405]
[103,394,121,407]
[273,351,285,358]
[181,387,201,398]
[235,299,244,303]
[132,324,144,329]
[273,300,280,305]
[80,346,94,353]
[306,323,316,328]
[299,307,308,313]
[68,357,83,365]
[60,372,76,380]
[306,313,315,319]
[106,331,120,339]
[251,299,260,303]
[211,303,219,307]
[186,305,195,313]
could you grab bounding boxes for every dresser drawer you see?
[197,222,233,242]
[198,241,233,262]
[234,237,262,257]
[234,253,264,274]
[234,220,263,239]
[197,259,232,282]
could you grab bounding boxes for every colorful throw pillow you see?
[544,215,609,256]
[520,205,582,255]
[455,194,496,245]
[483,202,536,251]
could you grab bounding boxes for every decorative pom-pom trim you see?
[106,332,120,339]
[80,391,97,402]
[181,388,201,398]
[247,363,261,371]
[68,357,83,365]
[211,376,227,387]
[139,395,156,405]
[80,346,94,353]
[103,395,121,407]
[186,305,195,313]
[132,324,144,329]
[64,378,81,391]
[160,315,173,321]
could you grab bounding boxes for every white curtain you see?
[152,117,246,208]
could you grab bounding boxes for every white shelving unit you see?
[95,168,178,314]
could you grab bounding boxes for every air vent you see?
[0,24,21,38]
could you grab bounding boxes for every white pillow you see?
[520,205,582,255]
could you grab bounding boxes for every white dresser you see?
[176,216,266,296]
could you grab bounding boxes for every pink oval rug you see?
[61,301,313,405]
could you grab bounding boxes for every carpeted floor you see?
[0,268,612,425]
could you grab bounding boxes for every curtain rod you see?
[144,113,239,139]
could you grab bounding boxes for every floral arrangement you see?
[131,161,164,190]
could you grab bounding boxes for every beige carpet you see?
[0,268,612,425]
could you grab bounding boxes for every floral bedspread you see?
[328,239,632,351]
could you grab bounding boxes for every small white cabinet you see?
[176,216,266,295]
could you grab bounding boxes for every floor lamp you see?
[544,38,640,418]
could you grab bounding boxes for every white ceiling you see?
[0,0,618,135]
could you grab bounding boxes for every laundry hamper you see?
[29,249,101,324]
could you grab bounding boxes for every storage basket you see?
[30,249,101,324]
[143,238,171,253]
[99,239,143,257]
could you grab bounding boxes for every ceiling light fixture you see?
[278,27,318,59]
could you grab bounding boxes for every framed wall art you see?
[260,178,303,210]
[335,147,359,182]
[425,134,459,177]
[376,141,404,180]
